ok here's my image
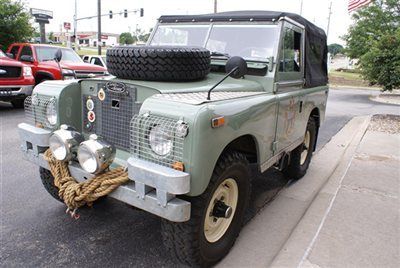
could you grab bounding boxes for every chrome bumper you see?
[0,85,33,98]
[18,123,191,222]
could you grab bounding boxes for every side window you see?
[19,46,33,59]
[279,27,302,73]
[83,56,89,62]
[10,46,20,59]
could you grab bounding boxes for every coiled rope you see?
[43,149,129,213]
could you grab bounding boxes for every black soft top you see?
[159,11,328,88]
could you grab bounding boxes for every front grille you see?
[0,66,21,78]
[24,95,57,129]
[83,83,141,151]
[75,71,105,79]
[130,114,186,168]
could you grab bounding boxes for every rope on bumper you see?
[43,149,129,210]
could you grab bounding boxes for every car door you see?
[274,21,306,154]
[18,45,37,76]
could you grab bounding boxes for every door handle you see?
[299,101,303,113]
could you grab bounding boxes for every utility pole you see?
[73,0,78,50]
[326,1,333,40]
[214,0,217,13]
[97,0,102,55]
[300,0,304,15]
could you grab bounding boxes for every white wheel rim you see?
[300,130,311,165]
[204,178,239,243]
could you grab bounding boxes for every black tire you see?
[284,118,317,180]
[39,167,63,202]
[106,46,211,81]
[161,152,251,267]
[11,98,25,109]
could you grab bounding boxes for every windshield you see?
[35,47,83,62]
[149,24,278,62]
[0,50,5,57]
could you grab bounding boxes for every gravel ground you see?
[369,114,400,134]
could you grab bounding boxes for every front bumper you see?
[0,85,33,100]
[18,123,191,222]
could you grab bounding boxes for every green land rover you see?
[18,11,328,267]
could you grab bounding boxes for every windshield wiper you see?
[210,51,230,58]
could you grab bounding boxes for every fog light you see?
[77,134,116,174]
[49,125,84,161]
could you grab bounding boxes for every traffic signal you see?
[140,8,144,17]
[109,10,113,19]
[124,9,128,18]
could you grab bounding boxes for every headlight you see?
[77,134,116,174]
[23,66,32,77]
[49,125,84,161]
[149,124,173,156]
[46,98,57,126]
[62,69,76,80]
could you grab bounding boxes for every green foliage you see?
[0,0,34,51]
[360,29,400,91]
[328,43,344,56]
[48,32,54,42]
[343,0,400,90]
[119,32,135,45]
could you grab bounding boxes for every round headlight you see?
[49,125,84,161]
[149,125,173,156]
[46,99,57,126]
[77,134,116,174]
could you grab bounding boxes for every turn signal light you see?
[172,161,185,172]
[211,116,225,128]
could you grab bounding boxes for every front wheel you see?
[283,118,317,180]
[161,152,251,267]
[39,167,63,202]
[11,98,25,109]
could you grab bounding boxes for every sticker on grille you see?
[84,85,141,151]
[130,114,187,168]
[24,95,57,129]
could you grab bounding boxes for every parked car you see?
[0,49,35,108]
[7,44,108,84]
[18,11,328,266]
[82,55,107,68]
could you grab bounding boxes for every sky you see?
[23,0,354,45]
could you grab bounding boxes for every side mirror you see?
[6,53,14,59]
[54,49,62,62]
[225,56,248,79]
[20,55,34,63]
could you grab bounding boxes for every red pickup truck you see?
[7,43,108,84]
[0,49,35,108]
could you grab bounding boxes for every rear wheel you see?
[283,118,317,180]
[161,152,251,267]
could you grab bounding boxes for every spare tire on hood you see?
[106,46,211,81]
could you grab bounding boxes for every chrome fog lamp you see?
[77,134,116,174]
[49,125,84,161]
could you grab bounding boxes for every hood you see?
[119,73,265,94]
[41,60,107,72]
[0,56,25,67]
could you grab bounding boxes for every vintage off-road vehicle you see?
[18,11,328,266]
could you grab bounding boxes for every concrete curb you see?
[217,116,371,268]
[270,116,371,268]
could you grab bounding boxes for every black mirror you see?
[225,56,247,79]
[6,53,14,59]
[54,49,62,62]
[20,55,34,63]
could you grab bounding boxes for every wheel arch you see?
[35,71,55,85]
[219,134,259,165]
[309,107,320,151]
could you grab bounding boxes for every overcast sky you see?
[24,0,353,45]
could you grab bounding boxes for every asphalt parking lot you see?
[1,88,399,267]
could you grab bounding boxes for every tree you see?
[119,32,134,45]
[343,0,400,90]
[328,43,344,56]
[48,32,54,42]
[0,0,34,51]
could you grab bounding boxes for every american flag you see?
[348,0,372,12]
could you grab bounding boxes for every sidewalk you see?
[271,114,400,268]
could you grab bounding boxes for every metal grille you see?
[75,71,106,79]
[83,84,141,151]
[24,95,57,129]
[130,114,187,168]
[0,66,21,78]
